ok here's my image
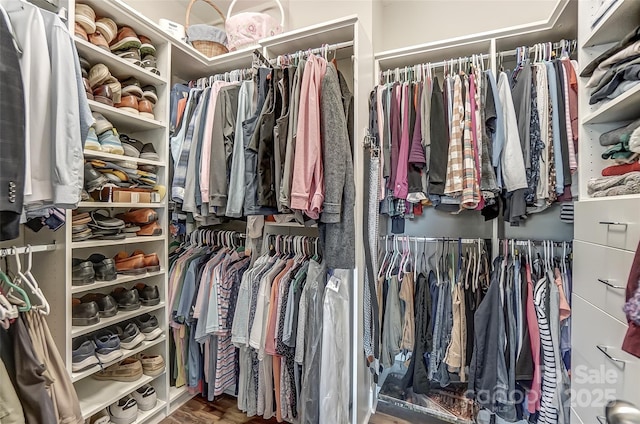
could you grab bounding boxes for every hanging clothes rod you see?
[0,244,57,257]
[269,41,354,63]
[508,240,572,247]
[379,236,487,244]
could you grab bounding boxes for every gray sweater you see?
[319,64,355,269]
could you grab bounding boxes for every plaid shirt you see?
[445,75,464,196]
[461,75,481,209]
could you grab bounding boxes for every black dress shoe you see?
[79,293,118,318]
[72,258,95,286]
[86,254,118,281]
[72,300,100,326]
[111,287,141,311]
[134,284,160,306]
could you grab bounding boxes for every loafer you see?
[75,22,88,41]
[98,129,125,155]
[110,287,141,310]
[138,35,156,57]
[132,250,160,272]
[95,17,117,44]
[72,299,100,326]
[93,357,143,382]
[116,208,158,225]
[93,330,123,363]
[79,293,118,318]
[115,48,141,66]
[73,227,93,242]
[92,112,114,136]
[134,314,162,340]
[115,95,139,115]
[121,77,143,98]
[84,163,109,192]
[72,258,95,286]
[141,85,158,104]
[114,252,146,275]
[137,221,162,236]
[109,396,138,423]
[139,143,160,161]
[114,323,145,349]
[132,385,157,411]
[119,134,144,158]
[141,54,160,76]
[86,253,118,281]
[89,210,125,230]
[136,354,165,376]
[85,127,101,151]
[72,339,99,372]
[134,283,160,306]
[92,84,114,107]
[113,160,138,170]
[106,77,122,104]
[89,30,110,51]
[72,211,91,225]
[75,4,96,35]
[138,99,154,120]
[110,26,141,52]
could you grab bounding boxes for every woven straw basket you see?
[186,0,229,57]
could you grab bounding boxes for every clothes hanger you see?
[0,266,30,312]
[386,236,401,280]
[378,236,390,279]
[22,246,50,315]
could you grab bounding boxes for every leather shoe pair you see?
[72,298,100,326]
[116,208,158,226]
[114,251,160,274]
[111,287,141,311]
[78,293,118,318]
[135,283,160,306]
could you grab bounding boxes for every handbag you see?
[225,0,285,51]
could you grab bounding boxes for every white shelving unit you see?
[87,99,166,130]
[71,269,165,295]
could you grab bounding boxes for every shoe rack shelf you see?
[87,99,166,130]
[71,235,166,249]
[83,150,166,167]
[71,303,165,338]
[75,37,168,86]
[134,400,167,424]
[72,335,166,383]
[71,269,166,295]
[78,202,166,208]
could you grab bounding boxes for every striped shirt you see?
[534,275,558,424]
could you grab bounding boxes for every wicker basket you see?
[186,0,229,58]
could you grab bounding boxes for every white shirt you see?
[497,72,528,192]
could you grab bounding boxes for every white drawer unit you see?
[575,198,640,252]
[573,241,634,324]
[572,295,640,423]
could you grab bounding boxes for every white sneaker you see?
[88,408,110,424]
[108,396,138,424]
[132,384,157,411]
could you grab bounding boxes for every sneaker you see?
[95,17,117,44]
[94,357,143,382]
[84,163,109,192]
[134,314,162,340]
[89,30,110,51]
[119,134,144,158]
[75,22,88,42]
[115,48,142,66]
[88,408,110,424]
[132,384,157,411]
[136,354,165,377]
[139,143,159,161]
[108,396,138,424]
[71,339,99,372]
[92,112,114,135]
[75,4,96,35]
[138,99,154,120]
[85,127,101,151]
[115,95,139,115]
[115,323,145,349]
[141,54,160,76]
[121,77,143,98]
[138,35,156,57]
[110,26,141,52]
[141,85,158,104]
[98,129,125,155]
[93,330,123,363]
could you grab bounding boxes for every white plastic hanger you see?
[23,246,49,315]
[378,236,391,279]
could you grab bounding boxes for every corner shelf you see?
[71,303,165,338]
[87,100,166,131]
[582,83,640,125]
[582,0,640,48]
[72,336,166,382]
[83,150,166,167]
[71,269,166,295]
[75,38,167,86]
[72,235,166,249]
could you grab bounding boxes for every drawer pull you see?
[598,279,626,290]
[597,416,606,424]
[597,345,626,370]
[599,221,628,228]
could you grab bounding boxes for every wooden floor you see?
[161,395,427,424]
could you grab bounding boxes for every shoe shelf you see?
[75,38,167,87]
[582,0,640,48]
[87,99,165,131]
[72,302,165,338]
[83,150,166,167]
[72,235,166,249]
[582,82,640,125]
[78,202,166,209]
[76,371,163,419]
[134,399,167,424]
[71,269,166,295]
[72,335,166,383]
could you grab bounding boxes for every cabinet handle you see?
[598,279,626,290]
[597,345,626,370]
[599,221,628,228]
[597,416,606,424]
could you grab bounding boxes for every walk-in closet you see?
[1,0,640,423]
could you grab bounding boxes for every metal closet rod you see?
[0,244,57,257]
[269,41,354,63]
[506,239,573,247]
[379,236,487,244]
